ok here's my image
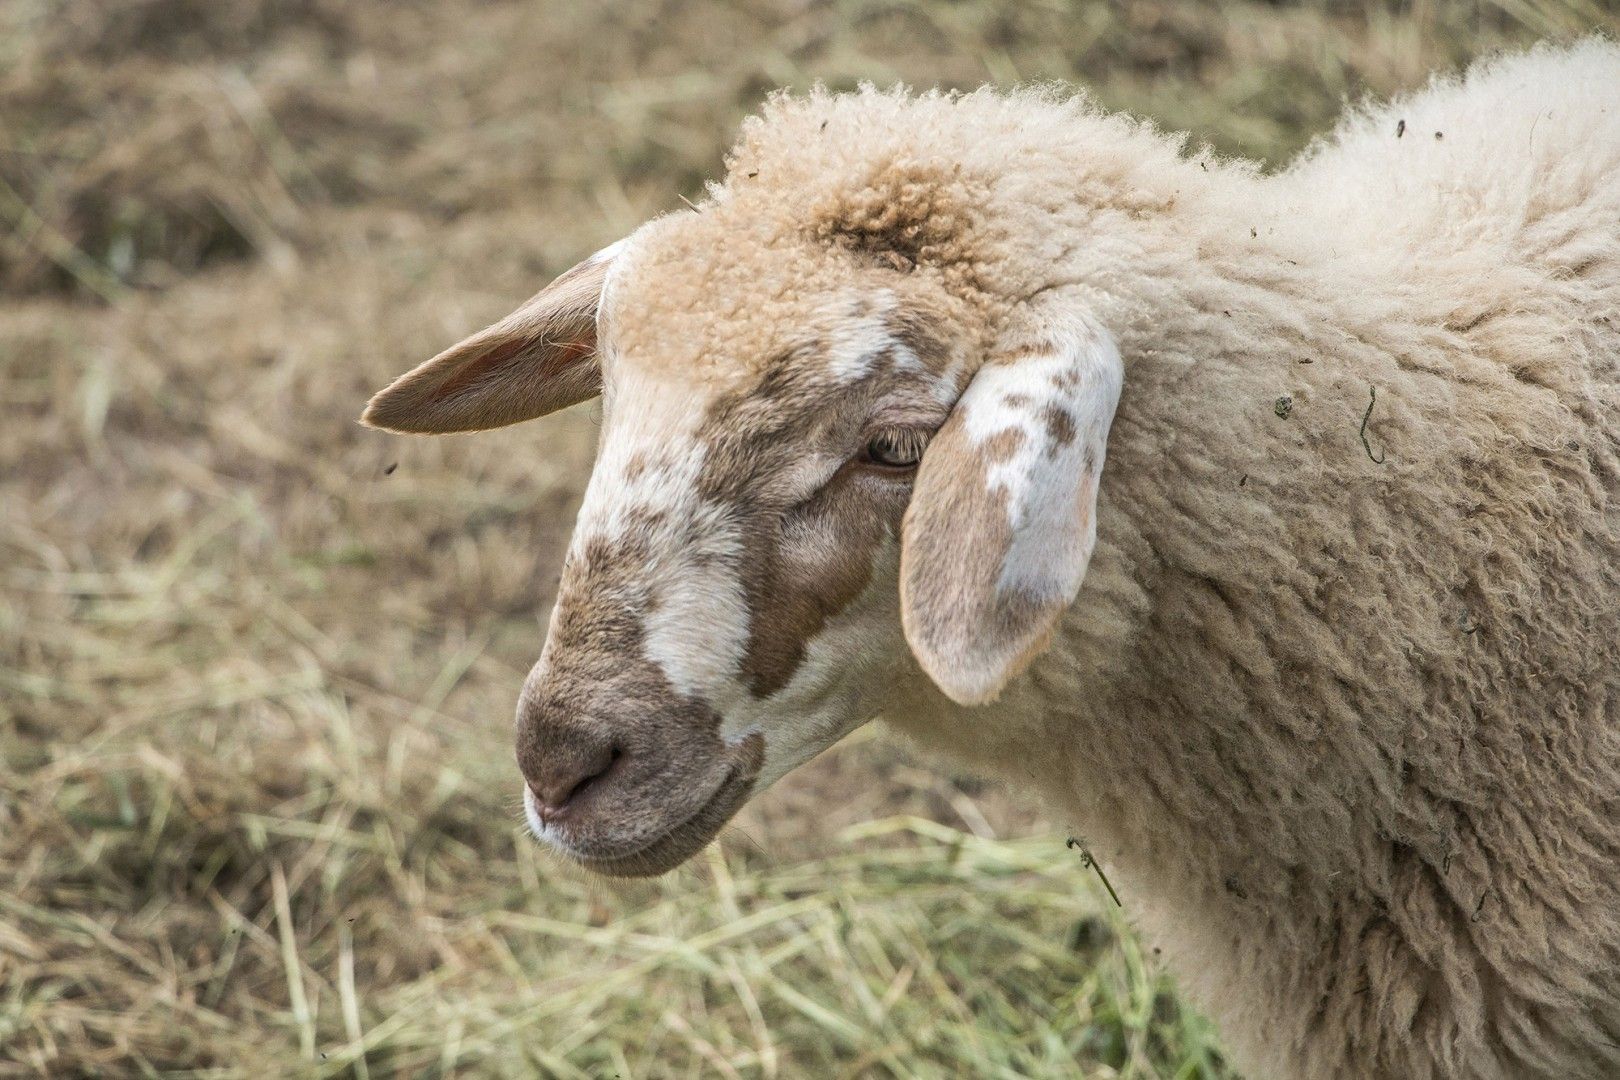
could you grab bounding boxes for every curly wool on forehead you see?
[602,210,871,387]
[603,200,977,389]
[602,84,1199,385]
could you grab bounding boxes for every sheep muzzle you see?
[516,642,765,877]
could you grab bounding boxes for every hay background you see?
[3,1,1616,1076]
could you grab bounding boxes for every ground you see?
[2,1,1615,1076]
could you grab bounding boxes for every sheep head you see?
[363,165,1121,876]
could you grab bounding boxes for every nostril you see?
[529,743,623,817]
[560,744,620,804]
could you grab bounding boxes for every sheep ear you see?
[361,240,624,434]
[900,313,1122,706]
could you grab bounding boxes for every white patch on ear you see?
[973,337,1121,600]
[901,311,1122,706]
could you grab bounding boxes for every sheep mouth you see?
[525,735,765,878]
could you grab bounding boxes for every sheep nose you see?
[524,741,621,819]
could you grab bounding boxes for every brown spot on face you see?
[546,298,955,734]
[734,468,889,697]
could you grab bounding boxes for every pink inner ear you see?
[435,329,596,401]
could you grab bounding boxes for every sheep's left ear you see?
[900,309,1122,706]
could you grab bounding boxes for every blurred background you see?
[2,1,1616,1076]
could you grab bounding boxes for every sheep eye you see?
[860,428,929,470]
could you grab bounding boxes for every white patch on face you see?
[957,319,1123,601]
[821,291,902,383]
[565,368,752,700]
[640,501,751,699]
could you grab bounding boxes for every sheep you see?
[363,39,1620,1080]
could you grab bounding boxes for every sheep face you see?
[364,210,1121,877]
[517,219,975,875]
[527,309,952,873]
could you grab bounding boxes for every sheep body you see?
[369,39,1620,1079]
[842,41,1620,1080]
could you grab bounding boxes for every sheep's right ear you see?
[362,240,624,434]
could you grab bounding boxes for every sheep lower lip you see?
[554,760,759,878]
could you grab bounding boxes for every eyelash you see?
[859,428,930,470]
